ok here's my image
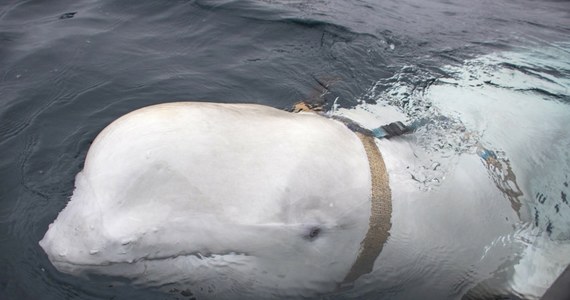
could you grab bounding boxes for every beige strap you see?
[340,132,392,287]
[288,103,392,287]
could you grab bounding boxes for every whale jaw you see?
[40,208,361,298]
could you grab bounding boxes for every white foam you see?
[341,42,570,298]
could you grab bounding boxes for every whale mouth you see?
[50,251,252,268]
[49,251,254,281]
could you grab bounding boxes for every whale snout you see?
[40,224,68,262]
[40,227,90,276]
[40,222,98,269]
[39,203,120,276]
[40,225,145,280]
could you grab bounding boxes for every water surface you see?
[1,0,569,299]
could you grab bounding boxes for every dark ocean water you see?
[1,0,569,299]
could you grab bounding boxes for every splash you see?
[337,42,570,298]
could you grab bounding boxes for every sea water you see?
[0,0,568,299]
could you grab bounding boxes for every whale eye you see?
[305,227,321,241]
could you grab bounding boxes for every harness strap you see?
[340,132,392,288]
[291,102,393,287]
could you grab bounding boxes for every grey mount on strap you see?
[372,121,410,139]
[331,116,414,140]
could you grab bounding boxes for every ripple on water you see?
[1,0,569,299]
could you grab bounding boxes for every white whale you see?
[39,101,554,299]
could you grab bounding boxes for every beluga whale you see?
[39,101,557,299]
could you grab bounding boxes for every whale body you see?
[40,102,531,299]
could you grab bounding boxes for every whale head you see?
[39,103,374,297]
